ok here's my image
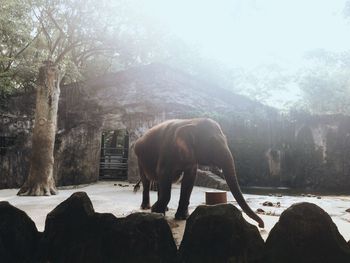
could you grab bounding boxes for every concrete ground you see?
[1,181,349,246]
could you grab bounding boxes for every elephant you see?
[134,118,264,228]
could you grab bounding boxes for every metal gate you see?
[99,130,129,180]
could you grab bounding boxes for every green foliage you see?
[0,0,174,99]
[0,0,38,96]
[297,50,350,115]
[230,64,294,105]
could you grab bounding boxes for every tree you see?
[17,61,60,195]
[297,50,350,115]
[1,0,201,195]
[0,0,39,98]
[16,0,156,195]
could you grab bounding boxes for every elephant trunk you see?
[217,146,264,228]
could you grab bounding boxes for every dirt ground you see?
[0,181,349,246]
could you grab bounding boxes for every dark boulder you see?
[88,212,178,263]
[41,191,102,262]
[265,202,350,263]
[41,191,178,262]
[116,213,178,263]
[0,201,40,262]
[179,204,265,263]
[41,191,137,262]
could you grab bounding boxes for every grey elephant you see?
[134,118,264,228]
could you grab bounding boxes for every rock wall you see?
[1,192,349,262]
[0,113,34,188]
[1,63,266,187]
[220,113,350,191]
[1,64,350,191]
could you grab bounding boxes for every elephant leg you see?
[139,163,151,209]
[175,165,197,220]
[151,170,172,214]
[155,181,169,211]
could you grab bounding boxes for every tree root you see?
[17,183,58,196]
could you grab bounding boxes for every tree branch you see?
[51,33,64,56]
[33,8,52,54]
[46,9,68,55]
[46,9,67,37]
[54,40,84,64]
[77,47,115,64]
[4,29,42,73]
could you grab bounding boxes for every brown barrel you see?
[205,191,227,205]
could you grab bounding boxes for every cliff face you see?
[0,63,349,192]
[220,113,350,192]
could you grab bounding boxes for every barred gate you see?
[99,130,129,180]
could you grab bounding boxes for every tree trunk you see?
[18,61,60,196]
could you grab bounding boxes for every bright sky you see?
[138,0,350,69]
[134,0,350,109]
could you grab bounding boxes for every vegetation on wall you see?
[2,0,350,117]
[0,0,174,100]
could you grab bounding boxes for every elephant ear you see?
[174,124,196,160]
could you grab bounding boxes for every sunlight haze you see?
[133,0,350,109]
[139,0,350,69]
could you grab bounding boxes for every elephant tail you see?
[133,180,141,193]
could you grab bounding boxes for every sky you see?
[138,0,350,68]
[135,0,350,108]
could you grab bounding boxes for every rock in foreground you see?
[0,201,40,262]
[265,202,350,263]
[179,203,265,263]
[41,191,178,262]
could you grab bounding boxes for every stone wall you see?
[2,63,262,187]
[0,113,34,188]
[218,113,350,192]
[1,64,350,191]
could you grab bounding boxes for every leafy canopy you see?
[0,0,169,97]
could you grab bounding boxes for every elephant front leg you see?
[151,169,172,214]
[175,165,197,220]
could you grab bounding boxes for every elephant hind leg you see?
[151,168,172,214]
[139,162,151,209]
